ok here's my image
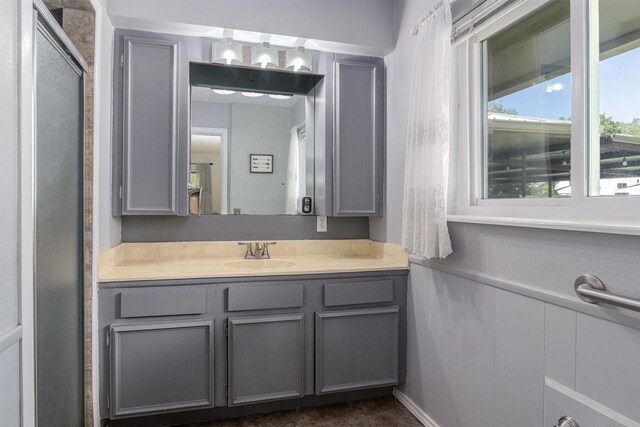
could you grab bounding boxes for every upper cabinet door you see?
[117,35,188,215]
[333,55,384,216]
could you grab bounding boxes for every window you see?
[451,0,640,230]
[592,0,640,196]
[483,0,571,199]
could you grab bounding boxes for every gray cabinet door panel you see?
[228,314,304,406]
[315,306,398,394]
[333,56,383,216]
[110,320,214,418]
[122,36,185,215]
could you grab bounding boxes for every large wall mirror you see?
[189,63,322,215]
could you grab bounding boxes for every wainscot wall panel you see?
[403,260,640,427]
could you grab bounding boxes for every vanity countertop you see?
[98,239,409,282]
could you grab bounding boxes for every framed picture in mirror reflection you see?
[250,154,274,173]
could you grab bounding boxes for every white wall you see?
[106,0,395,56]
[0,0,23,425]
[402,224,640,426]
[230,103,291,214]
[371,0,438,244]
[96,4,120,255]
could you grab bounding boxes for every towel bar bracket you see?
[575,274,640,313]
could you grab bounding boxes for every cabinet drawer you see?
[227,284,303,311]
[120,288,206,318]
[323,280,393,306]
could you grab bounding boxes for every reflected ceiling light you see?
[285,46,312,72]
[212,37,243,65]
[241,92,264,97]
[251,42,278,68]
[623,157,629,167]
[269,94,291,100]
[212,89,235,95]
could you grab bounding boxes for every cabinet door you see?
[333,55,383,216]
[109,320,214,418]
[315,306,398,394]
[120,36,187,215]
[227,314,304,406]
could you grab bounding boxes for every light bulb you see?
[212,89,235,95]
[223,50,235,64]
[622,157,628,167]
[242,92,264,98]
[269,94,291,100]
[213,38,243,65]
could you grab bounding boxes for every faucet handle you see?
[237,242,254,259]
[262,241,276,259]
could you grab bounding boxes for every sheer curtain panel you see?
[401,1,453,259]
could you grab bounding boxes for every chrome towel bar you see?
[575,274,640,313]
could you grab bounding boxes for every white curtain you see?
[285,126,300,214]
[401,2,453,259]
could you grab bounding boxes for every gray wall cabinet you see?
[227,314,305,406]
[315,53,384,217]
[109,320,215,419]
[99,271,407,422]
[315,307,399,394]
[113,31,189,216]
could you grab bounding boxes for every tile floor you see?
[187,396,422,427]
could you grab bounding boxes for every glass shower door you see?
[34,18,84,426]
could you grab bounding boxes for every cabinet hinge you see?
[106,331,110,347]
[107,394,111,410]
[223,322,228,339]
[224,385,228,397]
[120,54,124,68]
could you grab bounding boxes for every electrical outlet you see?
[316,215,328,232]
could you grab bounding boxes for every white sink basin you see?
[225,260,295,269]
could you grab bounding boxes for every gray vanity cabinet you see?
[315,306,399,394]
[112,31,189,216]
[98,272,407,422]
[109,320,215,419]
[227,314,305,406]
[333,55,384,216]
[315,53,384,217]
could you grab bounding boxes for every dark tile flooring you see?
[187,397,422,427]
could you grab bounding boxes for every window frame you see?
[449,0,640,235]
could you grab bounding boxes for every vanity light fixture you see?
[212,37,243,65]
[241,92,264,98]
[269,94,291,100]
[251,42,278,68]
[212,89,235,95]
[285,46,312,72]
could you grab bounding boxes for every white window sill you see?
[447,214,640,236]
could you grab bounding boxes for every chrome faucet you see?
[237,242,276,259]
[238,242,255,259]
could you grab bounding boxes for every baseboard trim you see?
[393,388,441,427]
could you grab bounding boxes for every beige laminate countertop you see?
[98,240,409,282]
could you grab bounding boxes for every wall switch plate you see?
[316,216,328,232]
